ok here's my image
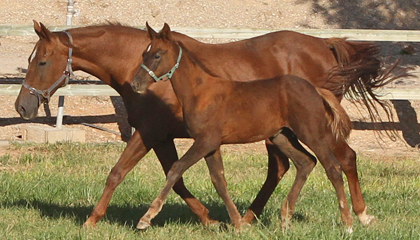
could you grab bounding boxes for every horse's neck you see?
[70,28,146,93]
[170,51,218,107]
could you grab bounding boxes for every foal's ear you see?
[145,22,158,40]
[33,20,52,42]
[161,23,172,41]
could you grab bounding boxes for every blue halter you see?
[140,46,183,82]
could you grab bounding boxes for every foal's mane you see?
[176,41,219,78]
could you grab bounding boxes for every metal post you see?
[56,0,75,129]
[66,0,74,25]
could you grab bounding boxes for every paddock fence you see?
[1,26,420,143]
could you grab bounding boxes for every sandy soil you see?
[0,0,419,157]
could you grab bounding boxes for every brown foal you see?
[131,23,373,232]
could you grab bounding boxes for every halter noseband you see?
[22,31,74,105]
[140,46,182,82]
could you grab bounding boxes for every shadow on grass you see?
[0,199,238,228]
[0,198,308,229]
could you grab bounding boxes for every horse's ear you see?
[146,22,157,40]
[33,20,52,42]
[161,23,172,41]
[33,20,41,32]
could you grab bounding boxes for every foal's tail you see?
[316,88,352,143]
[325,38,413,140]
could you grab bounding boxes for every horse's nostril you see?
[131,82,139,91]
[17,105,33,120]
[18,105,26,115]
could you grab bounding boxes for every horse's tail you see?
[316,87,352,143]
[325,38,413,140]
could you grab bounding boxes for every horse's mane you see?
[58,22,139,34]
[94,21,137,28]
[80,21,130,28]
[176,41,220,78]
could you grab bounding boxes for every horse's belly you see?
[220,122,281,144]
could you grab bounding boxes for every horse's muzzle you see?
[15,93,40,120]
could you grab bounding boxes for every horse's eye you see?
[154,54,160,59]
[39,61,47,66]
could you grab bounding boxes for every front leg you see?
[205,149,242,228]
[84,130,151,227]
[153,137,217,226]
[137,137,220,230]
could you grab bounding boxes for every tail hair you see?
[316,88,352,142]
[326,38,415,141]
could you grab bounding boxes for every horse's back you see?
[176,30,338,84]
[214,75,325,143]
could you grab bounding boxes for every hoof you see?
[205,221,229,232]
[360,215,376,226]
[281,218,292,232]
[346,226,354,234]
[83,220,97,229]
[136,220,151,230]
[241,211,256,225]
[207,219,220,226]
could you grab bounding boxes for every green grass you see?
[0,142,419,239]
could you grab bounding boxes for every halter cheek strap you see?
[140,46,183,82]
[22,31,74,105]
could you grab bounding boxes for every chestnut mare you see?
[15,21,392,228]
[131,23,362,231]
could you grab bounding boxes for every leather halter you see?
[140,46,182,82]
[22,31,74,105]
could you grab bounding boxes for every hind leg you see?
[309,138,354,232]
[270,130,317,229]
[242,139,290,224]
[334,140,375,226]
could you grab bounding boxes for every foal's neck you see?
[170,45,220,106]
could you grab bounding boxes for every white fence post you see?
[56,0,77,129]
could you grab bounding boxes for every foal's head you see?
[15,20,74,119]
[131,23,181,93]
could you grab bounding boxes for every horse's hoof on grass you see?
[360,215,376,226]
[83,220,97,229]
[206,221,228,232]
[206,220,220,226]
[136,220,151,230]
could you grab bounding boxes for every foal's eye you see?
[154,54,161,59]
[39,61,47,66]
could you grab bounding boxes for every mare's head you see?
[15,20,74,119]
[131,23,181,93]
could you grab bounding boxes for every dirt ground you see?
[0,0,419,157]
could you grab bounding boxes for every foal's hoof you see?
[360,215,376,226]
[136,220,151,230]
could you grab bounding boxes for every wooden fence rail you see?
[1,26,419,143]
[2,25,420,42]
[0,83,418,100]
[1,25,420,99]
